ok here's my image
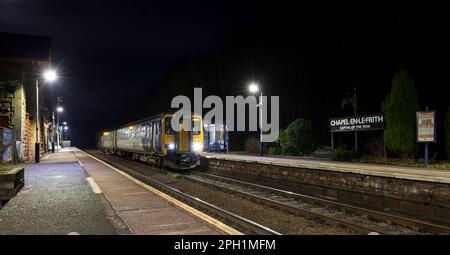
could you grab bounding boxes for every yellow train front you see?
[160,112,204,169]
[99,110,203,170]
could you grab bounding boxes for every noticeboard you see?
[1,127,13,164]
[417,111,436,143]
[329,114,384,133]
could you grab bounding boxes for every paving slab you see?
[73,149,232,235]
[0,149,122,235]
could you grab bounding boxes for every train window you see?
[193,119,201,135]
[165,117,174,135]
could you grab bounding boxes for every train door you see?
[177,118,190,153]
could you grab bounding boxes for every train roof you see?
[104,109,201,132]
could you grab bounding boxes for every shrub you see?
[382,70,419,158]
[245,136,260,153]
[266,136,283,155]
[279,119,314,155]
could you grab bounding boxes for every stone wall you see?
[204,158,450,225]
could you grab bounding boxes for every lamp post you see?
[35,69,57,163]
[63,125,68,143]
[248,83,264,156]
[56,106,63,150]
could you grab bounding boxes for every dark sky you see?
[0,0,262,146]
[2,1,450,151]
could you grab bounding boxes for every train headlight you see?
[166,143,175,150]
[192,142,202,152]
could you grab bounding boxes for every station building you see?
[0,32,52,164]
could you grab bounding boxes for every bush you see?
[445,106,450,159]
[364,136,385,158]
[382,70,419,158]
[245,136,260,153]
[314,146,336,153]
[279,119,314,155]
[266,137,283,155]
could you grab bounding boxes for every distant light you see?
[57,106,63,112]
[167,143,175,150]
[103,132,110,136]
[64,126,68,130]
[63,122,67,125]
[43,69,57,82]
[128,126,134,130]
[248,83,259,93]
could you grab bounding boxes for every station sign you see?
[329,114,384,132]
[417,111,436,143]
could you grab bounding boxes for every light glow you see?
[57,106,63,112]
[43,69,57,82]
[248,83,259,93]
[192,141,202,152]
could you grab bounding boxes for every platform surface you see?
[203,152,450,184]
[73,148,232,235]
[1,148,234,235]
[0,150,119,235]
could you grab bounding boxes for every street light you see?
[248,82,264,156]
[43,70,57,82]
[35,68,58,163]
[248,83,259,94]
[56,106,64,149]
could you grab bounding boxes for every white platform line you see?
[83,151,241,235]
[86,177,103,194]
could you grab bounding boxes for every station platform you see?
[0,148,238,235]
[202,153,450,184]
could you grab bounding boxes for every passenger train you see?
[99,110,204,170]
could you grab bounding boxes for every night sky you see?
[1,1,449,153]
[0,0,262,147]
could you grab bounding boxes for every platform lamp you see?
[248,83,264,156]
[56,106,63,149]
[62,122,68,142]
[35,69,58,163]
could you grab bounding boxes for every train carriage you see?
[99,110,203,170]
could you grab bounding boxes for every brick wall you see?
[205,158,450,225]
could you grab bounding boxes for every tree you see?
[382,70,419,158]
[279,119,314,155]
[445,106,450,159]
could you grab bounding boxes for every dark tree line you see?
[122,1,450,157]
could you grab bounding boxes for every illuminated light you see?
[63,122,67,125]
[43,69,57,82]
[103,132,109,136]
[57,106,63,112]
[64,126,68,130]
[248,83,259,93]
[128,126,134,130]
[167,143,175,150]
[192,142,202,152]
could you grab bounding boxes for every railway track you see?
[85,151,281,235]
[185,172,450,235]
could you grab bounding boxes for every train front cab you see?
[161,113,203,169]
